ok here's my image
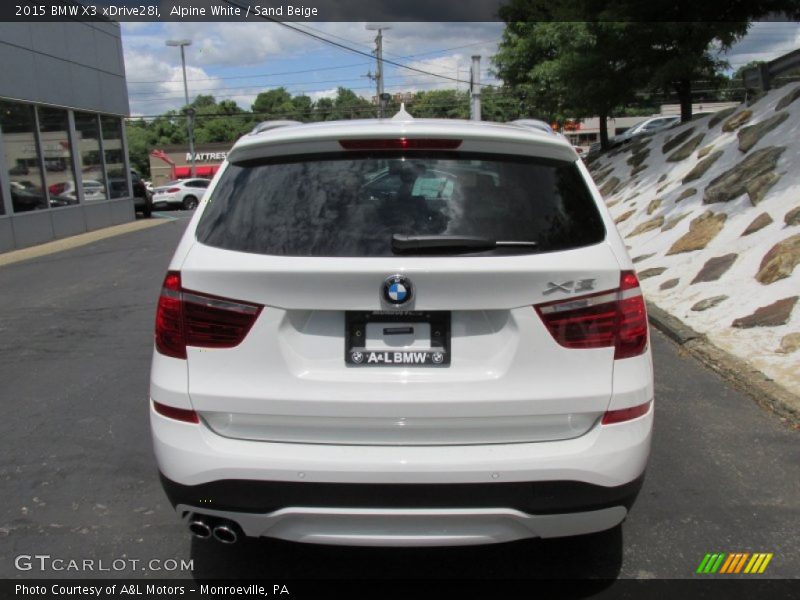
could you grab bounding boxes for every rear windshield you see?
[196,152,605,257]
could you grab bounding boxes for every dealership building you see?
[0,21,133,252]
[149,142,230,188]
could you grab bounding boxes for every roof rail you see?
[249,120,303,135]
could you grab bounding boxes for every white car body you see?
[150,116,654,547]
[152,178,210,209]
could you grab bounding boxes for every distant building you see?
[0,22,132,252]
[148,142,231,188]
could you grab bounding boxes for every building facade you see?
[0,22,132,252]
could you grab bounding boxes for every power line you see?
[220,0,496,89]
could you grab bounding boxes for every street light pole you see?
[166,39,195,178]
[366,24,390,118]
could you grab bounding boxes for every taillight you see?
[167,187,181,193]
[535,270,648,360]
[339,138,462,150]
[154,271,263,359]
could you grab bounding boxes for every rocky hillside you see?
[588,85,800,393]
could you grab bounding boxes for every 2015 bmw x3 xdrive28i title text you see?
[150,111,653,546]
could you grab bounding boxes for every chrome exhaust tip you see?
[212,524,238,544]
[188,519,212,540]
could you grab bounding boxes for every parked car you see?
[150,115,653,547]
[152,178,210,210]
[610,116,680,147]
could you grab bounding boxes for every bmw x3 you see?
[150,111,653,546]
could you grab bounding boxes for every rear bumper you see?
[152,401,651,543]
[164,474,642,544]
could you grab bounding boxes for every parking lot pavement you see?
[0,219,797,582]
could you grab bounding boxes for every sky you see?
[121,21,800,117]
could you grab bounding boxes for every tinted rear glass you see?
[196,152,605,257]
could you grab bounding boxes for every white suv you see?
[150,113,653,547]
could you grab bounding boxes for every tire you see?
[182,196,199,210]
[142,200,152,218]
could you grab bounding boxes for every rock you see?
[785,206,800,226]
[737,111,789,153]
[776,332,800,354]
[632,253,655,264]
[775,85,800,111]
[682,151,724,184]
[709,107,737,128]
[657,182,670,194]
[629,215,665,236]
[631,163,648,177]
[658,173,667,183]
[666,211,727,255]
[638,267,667,280]
[646,198,662,215]
[615,209,635,224]
[667,133,706,162]
[690,254,738,283]
[697,145,714,159]
[662,127,695,154]
[745,171,780,206]
[703,146,785,205]
[721,109,752,132]
[599,176,621,197]
[662,212,690,232]
[593,165,615,185]
[675,188,697,203]
[756,234,800,284]
[627,147,650,168]
[606,198,621,209]
[691,295,729,311]
[732,296,798,328]
[660,278,680,290]
[741,212,773,236]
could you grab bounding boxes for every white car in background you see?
[152,178,210,210]
[150,115,654,547]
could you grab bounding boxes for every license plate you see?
[345,311,450,367]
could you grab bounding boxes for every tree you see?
[494,13,639,148]
[251,87,294,118]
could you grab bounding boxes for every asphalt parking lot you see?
[0,213,797,584]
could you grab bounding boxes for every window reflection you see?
[0,100,47,212]
[74,112,107,201]
[101,116,127,198]
[37,106,78,208]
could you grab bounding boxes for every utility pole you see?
[166,39,196,177]
[470,55,481,121]
[366,24,390,118]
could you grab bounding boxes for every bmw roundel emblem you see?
[382,274,413,305]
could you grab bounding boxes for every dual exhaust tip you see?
[189,516,239,544]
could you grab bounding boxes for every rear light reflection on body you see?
[154,271,263,359]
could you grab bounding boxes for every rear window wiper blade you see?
[391,234,538,253]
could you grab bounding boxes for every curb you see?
[0,218,169,268]
[646,301,800,429]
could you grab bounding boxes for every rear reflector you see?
[535,270,648,360]
[601,400,652,425]
[154,271,263,359]
[339,138,462,150]
[153,401,199,424]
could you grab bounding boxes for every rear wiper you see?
[392,234,538,254]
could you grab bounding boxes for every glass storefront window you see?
[0,100,47,212]
[101,116,128,198]
[37,106,78,209]
[74,112,106,202]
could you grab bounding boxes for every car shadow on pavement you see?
[188,525,622,585]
